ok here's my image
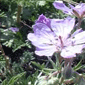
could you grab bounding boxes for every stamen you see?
[59,36,64,48]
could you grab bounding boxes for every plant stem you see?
[64,78,74,84]
[17,5,22,24]
[45,70,61,80]
[20,21,32,29]
[0,41,11,73]
[64,58,73,67]
[77,18,82,29]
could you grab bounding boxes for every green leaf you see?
[7,72,25,85]
[43,68,57,72]
[0,29,14,42]
[31,61,45,70]
[12,39,30,52]
[47,57,57,69]
[0,10,6,17]
[38,1,46,6]
[73,60,82,71]
[63,0,78,5]
[3,39,14,47]
[55,53,61,70]
[1,79,7,85]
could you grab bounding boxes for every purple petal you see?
[69,4,75,9]
[27,23,57,50]
[53,1,72,15]
[28,33,56,49]
[51,17,75,39]
[35,14,51,28]
[9,27,19,33]
[35,46,56,56]
[33,23,51,34]
[61,45,83,58]
[72,3,85,17]
[32,23,56,42]
[71,28,83,38]
[72,31,85,45]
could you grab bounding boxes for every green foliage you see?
[0,28,30,52]
[14,71,38,85]
[32,62,45,71]
[34,55,62,85]
[0,60,5,69]
[0,10,6,18]
[34,55,85,85]
[0,50,35,85]
[21,51,34,63]
[73,60,82,71]
[73,0,85,3]
[2,72,25,85]
[0,0,66,27]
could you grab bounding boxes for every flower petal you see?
[35,46,56,56]
[73,31,85,44]
[28,23,57,50]
[9,27,19,33]
[33,23,56,42]
[35,14,51,28]
[53,1,72,15]
[71,28,83,38]
[61,45,83,58]
[51,17,75,39]
[72,3,85,18]
[33,23,51,33]
[27,33,55,48]
[69,4,75,9]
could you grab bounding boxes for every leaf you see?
[7,72,25,85]
[55,53,61,70]
[47,56,57,69]
[73,60,82,71]
[0,10,6,17]
[0,29,14,41]
[43,68,57,72]
[38,1,46,6]
[1,79,7,85]
[3,39,14,47]
[12,39,30,52]
[63,0,78,5]
[31,61,45,70]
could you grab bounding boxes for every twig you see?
[77,18,82,29]
[0,41,12,73]
[64,78,74,84]
[20,21,32,29]
[17,5,22,24]
[45,70,61,80]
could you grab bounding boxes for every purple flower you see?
[9,27,19,33]
[27,14,85,58]
[53,1,85,18]
[35,14,51,28]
